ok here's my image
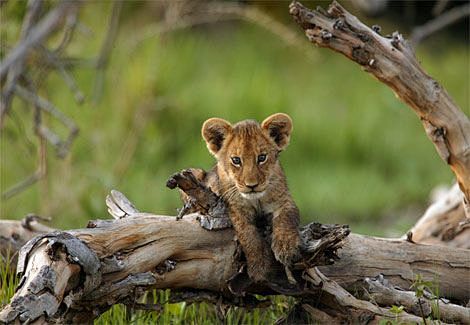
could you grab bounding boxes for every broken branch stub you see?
[166,169,231,229]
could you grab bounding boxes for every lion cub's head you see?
[202,113,293,200]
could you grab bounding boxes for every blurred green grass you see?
[1,2,467,237]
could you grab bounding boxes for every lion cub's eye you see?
[231,156,242,166]
[257,154,267,164]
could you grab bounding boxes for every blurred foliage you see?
[1,1,468,239]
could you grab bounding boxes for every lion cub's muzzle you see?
[238,183,267,200]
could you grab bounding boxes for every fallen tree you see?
[1,1,470,323]
[0,190,469,324]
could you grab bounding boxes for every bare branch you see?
[304,268,429,324]
[1,170,44,200]
[364,275,470,324]
[1,127,47,200]
[405,183,469,248]
[411,3,470,45]
[1,0,43,127]
[52,8,79,54]
[92,0,122,102]
[130,2,316,62]
[0,0,78,79]
[289,1,470,206]
[37,45,85,104]
[432,0,450,16]
[13,85,79,158]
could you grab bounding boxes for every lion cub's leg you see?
[230,208,274,283]
[271,205,301,284]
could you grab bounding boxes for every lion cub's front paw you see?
[271,231,300,267]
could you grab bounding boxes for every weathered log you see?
[289,0,470,211]
[363,275,469,324]
[406,183,469,248]
[318,233,469,304]
[0,212,339,322]
[1,191,468,323]
[0,214,54,270]
[2,215,467,301]
[302,268,429,324]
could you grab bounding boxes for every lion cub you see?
[200,113,301,283]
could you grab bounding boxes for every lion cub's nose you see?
[245,183,259,191]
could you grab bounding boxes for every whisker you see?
[220,186,238,202]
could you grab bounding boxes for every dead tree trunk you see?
[1,191,469,323]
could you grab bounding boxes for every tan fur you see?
[200,113,301,282]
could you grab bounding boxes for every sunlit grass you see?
[0,251,19,308]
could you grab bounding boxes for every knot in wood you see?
[352,47,371,65]
[372,25,381,34]
[288,3,299,16]
[391,31,402,49]
[289,2,316,30]
[357,33,370,43]
[320,30,332,41]
[333,18,345,30]
[411,298,432,317]
[433,126,446,139]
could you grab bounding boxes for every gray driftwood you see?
[1,190,469,323]
[405,183,469,248]
[364,275,469,324]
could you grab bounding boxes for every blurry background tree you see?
[1,0,468,234]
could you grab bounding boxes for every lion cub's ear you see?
[202,118,232,155]
[261,113,293,151]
